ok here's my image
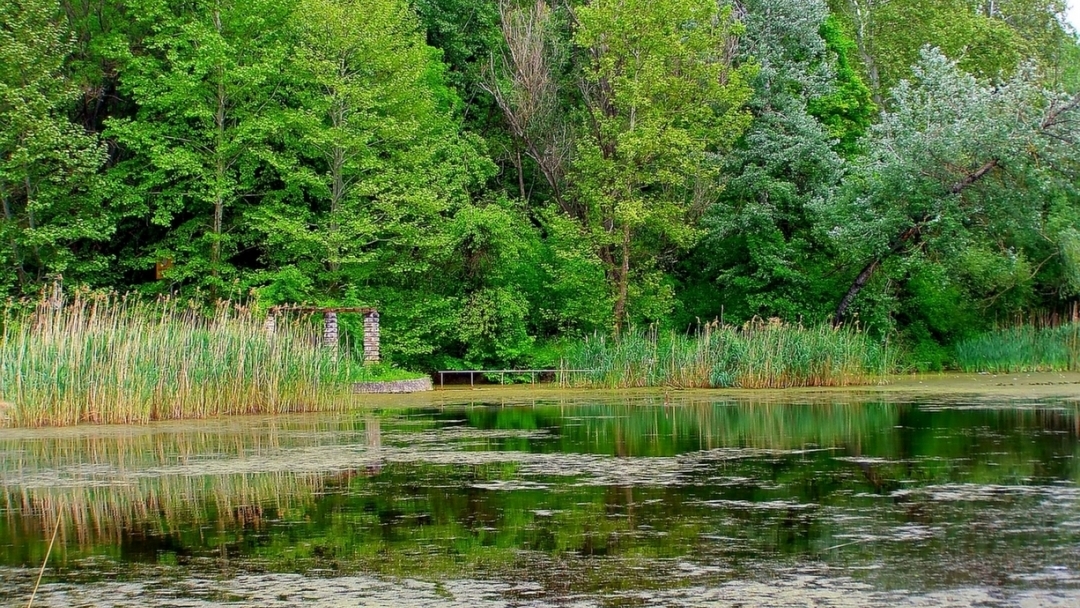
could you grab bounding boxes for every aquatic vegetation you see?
[954,323,1080,373]
[560,321,892,389]
[0,294,418,427]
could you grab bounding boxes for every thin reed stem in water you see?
[26,508,62,608]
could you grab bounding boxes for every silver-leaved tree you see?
[827,48,1080,325]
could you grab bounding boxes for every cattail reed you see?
[561,318,892,389]
[0,292,368,427]
[954,323,1080,373]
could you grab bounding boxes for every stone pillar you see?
[264,313,277,337]
[363,311,380,364]
[323,311,338,349]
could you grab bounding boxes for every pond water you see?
[2,389,1080,606]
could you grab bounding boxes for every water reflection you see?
[0,394,1079,606]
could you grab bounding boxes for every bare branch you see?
[949,159,999,194]
[482,0,574,215]
[1041,92,1080,131]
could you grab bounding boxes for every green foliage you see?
[1,0,1078,374]
[828,0,1078,103]
[904,330,953,372]
[571,0,755,329]
[876,0,1026,89]
[412,0,501,94]
[822,48,1080,326]
[808,16,877,156]
[249,0,473,298]
[889,261,982,372]
[686,0,853,326]
[529,209,612,335]
[0,0,108,293]
[105,0,295,294]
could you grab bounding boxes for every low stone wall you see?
[353,377,433,394]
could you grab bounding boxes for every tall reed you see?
[0,293,371,426]
[561,320,891,389]
[954,323,1080,373]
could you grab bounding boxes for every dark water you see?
[2,392,1080,606]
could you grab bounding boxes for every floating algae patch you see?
[1,392,1080,605]
[5,568,1080,607]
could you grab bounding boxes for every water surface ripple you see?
[1,391,1079,606]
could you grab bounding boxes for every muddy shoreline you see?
[358,371,1080,407]
[3,372,1078,432]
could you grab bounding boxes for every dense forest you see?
[2,0,1079,370]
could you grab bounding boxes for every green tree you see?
[829,0,1075,104]
[250,0,461,298]
[571,0,754,331]
[105,0,293,295]
[250,0,531,368]
[483,0,572,210]
[686,0,870,325]
[413,0,502,95]
[808,15,877,157]
[983,0,1079,89]
[826,49,1080,325]
[0,0,108,294]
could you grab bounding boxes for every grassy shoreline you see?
[560,321,892,389]
[0,295,421,427]
[3,291,1076,428]
[954,323,1079,373]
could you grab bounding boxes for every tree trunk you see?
[210,8,226,296]
[0,183,27,287]
[832,159,1000,325]
[832,224,921,326]
[212,170,223,270]
[514,143,527,202]
[23,173,43,275]
[327,62,350,285]
[613,223,631,335]
[847,0,883,107]
[948,159,998,194]
[329,137,345,280]
[832,258,880,326]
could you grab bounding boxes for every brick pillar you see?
[323,311,338,349]
[363,311,380,364]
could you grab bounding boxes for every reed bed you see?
[954,323,1080,373]
[0,294,376,427]
[561,320,891,389]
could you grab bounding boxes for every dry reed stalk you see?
[26,507,61,608]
